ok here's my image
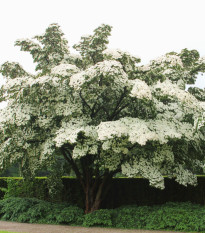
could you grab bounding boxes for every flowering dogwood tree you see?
[0,24,205,213]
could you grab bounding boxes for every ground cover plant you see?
[0,23,205,213]
[0,197,204,232]
[0,197,84,225]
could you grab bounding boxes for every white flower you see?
[70,60,128,89]
[129,79,152,100]
[51,63,79,77]
[153,54,184,68]
[121,158,165,189]
[153,80,198,108]
[103,49,122,59]
[69,71,86,89]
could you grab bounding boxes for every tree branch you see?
[109,87,128,120]
[109,103,129,120]
[61,148,85,192]
[79,90,92,112]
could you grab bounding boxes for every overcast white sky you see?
[0,0,205,90]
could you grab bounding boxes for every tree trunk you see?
[84,183,102,213]
[61,148,117,214]
[84,175,110,214]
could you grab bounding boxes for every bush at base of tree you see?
[0,197,84,225]
[0,197,205,232]
[83,209,113,227]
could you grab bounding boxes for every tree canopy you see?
[0,23,205,212]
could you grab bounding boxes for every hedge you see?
[0,176,205,208]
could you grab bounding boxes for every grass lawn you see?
[0,231,23,233]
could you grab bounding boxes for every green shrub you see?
[25,199,54,223]
[0,197,41,222]
[0,197,83,225]
[0,197,204,231]
[112,205,153,229]
[83,209,113,227]
[145,202,205,232]
[113,202,205,232]
[55,206,84,225]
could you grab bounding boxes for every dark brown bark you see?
[62,147,119,213]
[84,170,120,213]
[84,174,109,213]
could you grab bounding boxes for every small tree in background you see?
[0,23,205,213]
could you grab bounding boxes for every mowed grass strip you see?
[0,231,23,233]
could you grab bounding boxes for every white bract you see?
[129,79,152,100]
[0,23,205,199]
[153,79,198,108]
[51,63,79,77]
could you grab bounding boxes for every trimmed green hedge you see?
[0,197,204,232]
[1,176,205,208]
[0,178,48,201]
[0,177,84,207]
